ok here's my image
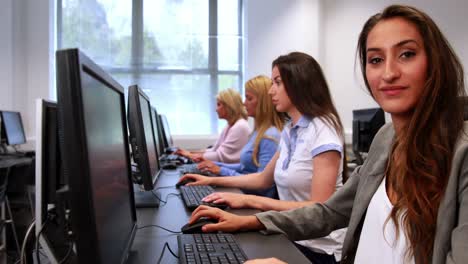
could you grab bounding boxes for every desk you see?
[0,155,34,193]
[128,169,310,263]
[0,155,33,169]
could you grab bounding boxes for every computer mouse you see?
[181,218,218,234]
[200,201,229,210]
[175,178,195,188]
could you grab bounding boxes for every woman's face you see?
[244,90,258,117]
[216,99,227,120]
[269,66,293,113]
[365,17,428,120]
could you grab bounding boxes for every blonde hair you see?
[217,88,248,124]
[245,75,286,166]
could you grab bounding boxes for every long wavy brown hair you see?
[357,5,465,262]
[272,52,348,182]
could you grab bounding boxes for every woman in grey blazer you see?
[188,4,468,264]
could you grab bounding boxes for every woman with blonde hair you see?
[196,75,286,198]
[177,88,251,163]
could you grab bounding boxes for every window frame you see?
[56,0,244,134]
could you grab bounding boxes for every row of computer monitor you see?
[34,48,177,264]
[21,47,386,264]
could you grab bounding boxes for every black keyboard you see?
[166,154,183,161]
[181,164,217,177]
[179,185,228,211]
[178,233,248,264]
[161,154,191,164]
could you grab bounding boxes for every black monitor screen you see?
[151,108,162,158]
[35,99,69,262]
[160,115,173,148]
[352,108,385,153]
[156,114,167,154]
[139,95,158,179]
[81,71,135,264]
[41,102,62,213]
[1,111,26,145]
[127,85,161,193]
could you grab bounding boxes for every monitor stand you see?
[133,185,160,208]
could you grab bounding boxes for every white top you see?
[354,178,415,264]
[274,116,346,260]
[203,118,251,163]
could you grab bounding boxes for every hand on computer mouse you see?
[189,205,264,233]
[181,217,218,234]
[175,178,195,188]
[202,192,250,209]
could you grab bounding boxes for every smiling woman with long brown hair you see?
[355,5,466,263]
[182,5,468,264]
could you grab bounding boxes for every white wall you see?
[0,0,13,110]
[322,0,468,135]
[245,0,322,79]
[0,0,55,149]
[21,0,55,141]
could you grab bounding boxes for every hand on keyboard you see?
[202,192,250,209]
[175,148,191,157]
[191,153,205,163]
[197,160,221,175]
[178,173,215,187]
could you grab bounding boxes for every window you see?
[57,0,243,135]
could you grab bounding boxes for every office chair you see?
[0,167,21,256]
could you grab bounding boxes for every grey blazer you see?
[256,123,468,264]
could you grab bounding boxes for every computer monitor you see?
[127,85,161,207]
[159,114,176,153]
[0,110,26,146]
[150,107,163,159]
[352,108,385,164]
[56,48,137,264]
[35,99,68,263]
[155,114,167,155]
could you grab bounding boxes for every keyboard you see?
[161,154,191,164]
[179,185,228,211]
[178,233,248,264]
[181,164,217,177]
[164,146,178,154]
